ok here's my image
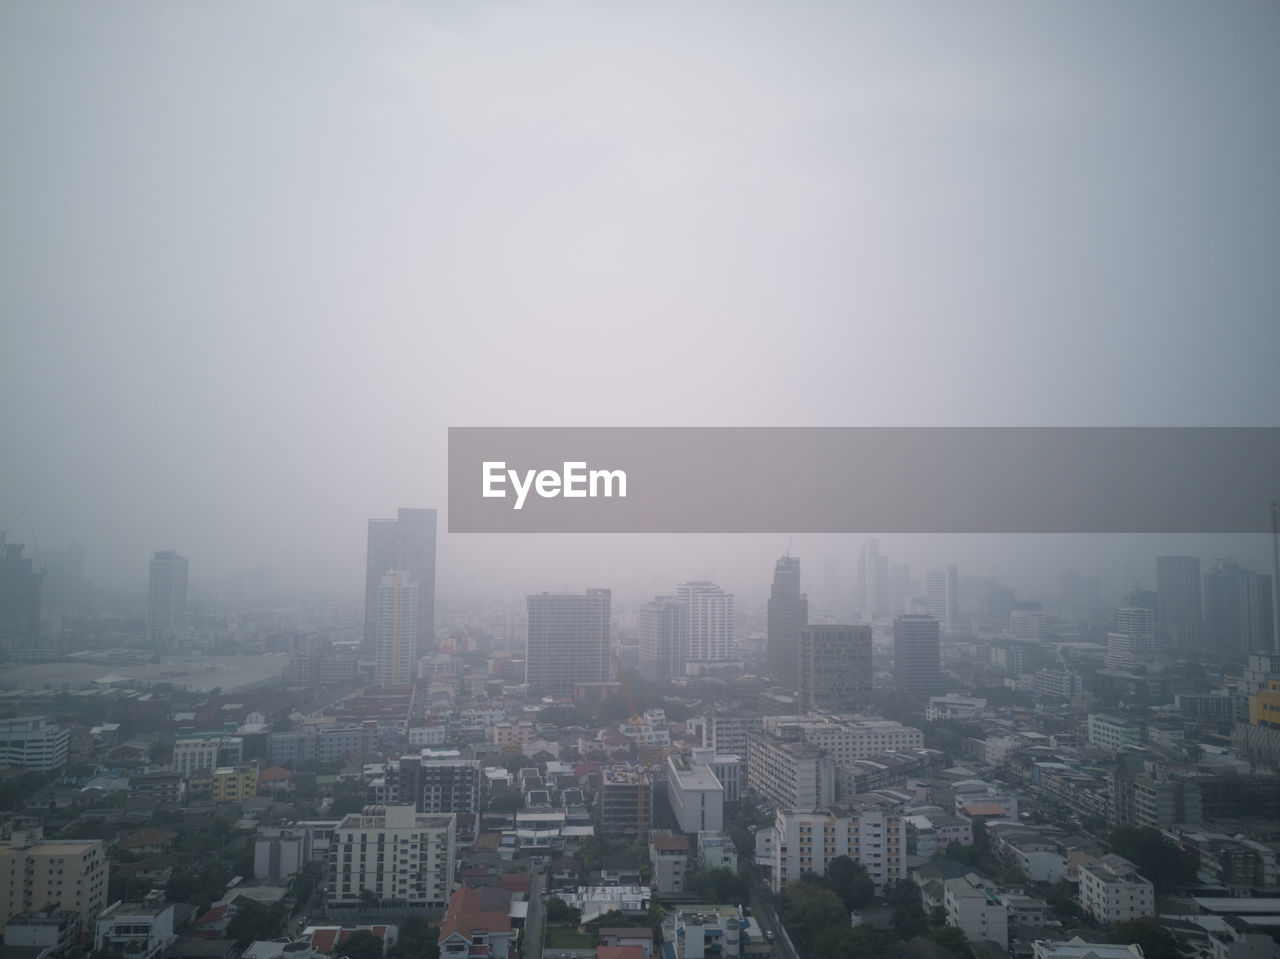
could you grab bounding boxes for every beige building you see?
[770,800,907,893]
[747,731,835,813]
[327,805,455,909]
[1078,854,1155,923]
[0,826,109,933]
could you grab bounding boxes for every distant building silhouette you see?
[894,614,941,700]
[1203,560,1274,654]
[1157,555,1202,649]
[678,581,734,673]
[375,570,418,685]
[926,565,959,627]
[146,550,187,647]
[525,589,611,696]
[364,508,437,659]
[0,538,43,647]
[798,624,872,712]
[639,595,687,683]
[767,556,806,689]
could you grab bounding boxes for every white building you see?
[761,715,925,763]
[649,832,690,896]
[747,732,835,813]
[327,805,455,909]
[375,571,419,685]
[770,801,906,893]
[1078,854,1155,923]
[667,754,724,834]
[678,581,735,670]
[944,874,1008,948]
[0,716,69,771]
[1032,939,1145,959]
[689,747,742,804]
[172,734,243,778]
[146,551,188,646]
[926,566,959,626]
[95,892,176,959]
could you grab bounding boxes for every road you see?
[525,869,545,959]
[751,885,797,959]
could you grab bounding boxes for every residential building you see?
[927,566,959,627]
[212,762,259,803]
[638,596,687,683]
[1205,561,1275,654]
[127,772,185,806]
[269,725,378,765]
[172,734,243,778]
[437,885,514,959]
[1078,855,1155,923]
[1106,607,1159,670]
[660,904,761,959]
[944,874,1008,948]
[1087,714,1142,753]
[697,833,737,872]
[761,715,925,763]
[747,731,835,812]
[146,551,188,646]
[894,615,942,699]
[700,711,761,767]
[678,582,735,672]
[370,752,481,815]
[1032,938,1145,959]
[597,766,653,841]
[95,892,175,959]
[255,827,312,880]
[689,747,742,804]
[0,827,108,934]
[374,571,418,686]
[767,555,807,691]
[666,754,724,834]
[0,540,43,646]
[798,625,872,712]
[770,801,907,893]
[0,716,69,771]
[1158,555,1202,649]
[326,806,455,909]
[4,907,78,956]
[525,589,612,697]
[364,508,437,656]
[648,832,690,897]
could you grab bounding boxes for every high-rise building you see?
[375,571,419,685]
[860,540,890,621]
[638,596,687,683]
[1157,555,1202,649]
[0,539,42,647]
[364,508,437,656]
[1271,498,1280,653]
[525,589,611,696]
[0,827,109,935]
[326,806,455,908]
[894,614,941,700]
[1105,606,1158,670]
[1204,561,1275,654]
[926,566,959,626]
[766,556,806,689]
[678,581,734,671]
[146,551,187,646]
[798,625,872,712]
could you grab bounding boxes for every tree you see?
[687,866,748,905]
[928,927,969,954]
[782,879,849,955]
[486,787,523,813]
[386,917,439,959]
[1109,919,1179,959]
[814,925,890,959]
[358,888,379,910]
[545,897,581,927]
[1108,826,1198,892]
[226,902,286,947]
[826,856,875,910]
[340,930,385,959]
[330,780,369,818]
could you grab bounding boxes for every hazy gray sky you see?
[2,2,1277,601]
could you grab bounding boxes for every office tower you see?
[364,508,437,656]
[1204,561,1275,654]
[822,556,841,611]
[1124,588,1159,616]
[894,614,942,700]
[1106,606,1158,669]
[926,566,959,626]
[1271,498,1280,653]
[767,556,807,689]
[146,551,188,646]
[798,624,873,712]
[375,571,419,685]
[678,581,734,672]
[525,589,611,696]
[639,596,688,683]
[860,540,890,621]
[0,539,43,645]
[1157,555,1202,649]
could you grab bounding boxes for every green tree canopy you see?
[826,856,876,910]
[340,931,385,959]
[1109,826,1199,892]
[545,897,581,926]
[1109,919,1179,959]
[782,879,849,955]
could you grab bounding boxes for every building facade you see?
[638,596,687,683]
[798,625,872,712]
[364,508,437,656]
[146,551,188,646]
[0,827,108,934]
[894,615,941,700]
[0,716,69,771]
[525,589,612,697]
[766,555,807,691]
[327,806,455,909]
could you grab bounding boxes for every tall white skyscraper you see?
[375,571,419,685]
[926,566,959,626]
[1106,606,1158,669]
[860,540,890,621]
[678,581,734,671]
[364,508,437,658]
[525,589,612,696]
[147,550,188,646]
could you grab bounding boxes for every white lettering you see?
[484,462,627,509]
[535,469,561,498]
[509,468,536,510]
[562,461,588,497]
[590,468,627,498]
[482,462,506,497]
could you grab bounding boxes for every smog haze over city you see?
[2,6,1280,957]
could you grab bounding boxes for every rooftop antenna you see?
[785,537,792,557]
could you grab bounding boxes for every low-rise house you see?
[117,829,179,855]
[95,891,176,959]
[4,908,78,957]
[1078,855,1154,923]
[649,832,690,897]
[437,886,514,959]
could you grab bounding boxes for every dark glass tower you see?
[767,555,807,691]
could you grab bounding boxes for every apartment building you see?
[943,874,1009,947]
[172,735,243,778]
[648,832,690,897]
[769,801,907,893]
[0,717,69,771]
[747,731,835,813]
[212,762,259,803]
[327,806,455,909]
[0,827,109,934]
[666,754,724,834]
[761,716,925,763]
[95,891,175,959]
[1078,854,1155,923]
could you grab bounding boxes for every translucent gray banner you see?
[447,427,1280,533]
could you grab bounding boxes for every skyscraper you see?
[375,571,418,685]
[926,566,959,627]
[1203,561,1275,654]
[364,508,437,658]
[526,589,611,696]
[147,550,188,646]
[1106,606,1158,669]
[1157,555,1202,649]
[0,539,43,646]
[1271,498,1280,653]
[893,614,941,700]
[798,625,872,712]
[767,556,807,689]
[860,540,890,621]
[638,596,687,683]
[678,581,735,673]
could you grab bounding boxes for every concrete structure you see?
[0,716,69,771]
[648,831,690,897]
[747,731,835,813]
[678,581,734,671]
[1158,554,1202,649]
[638,595,687,683]
[767,555,807,691]
[689,747,742,804]
[172,734,243,778]
[597,766,653,841]
[1205,560,1275,655]
[254,827,311,880]
[1078,855,1155,923]
[371,752,481,815]
[770,801,907,893]
[696,833,737,872]
[95,892,175,959]
[0,827,108,934]
[146,551,187,646]
[212,762,259,803]
[364,507,437,657]
[374,571,418,686]
[660,904,761,959]
[761,715,925,763]
[700,712,761,767]
[1032,939,1145,959]
[1087,714,1142,752]
[666,754,724,834]
[798,625,872,712]
[437,885,514,959]
[525,589,611,697]
[4,907,78,956]
[944,874,1008,948]
[269,725,378,765]
[326,806,455,909]
[1106,607,1159,670]
[927,566,959,627]
[894,615,942,700]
